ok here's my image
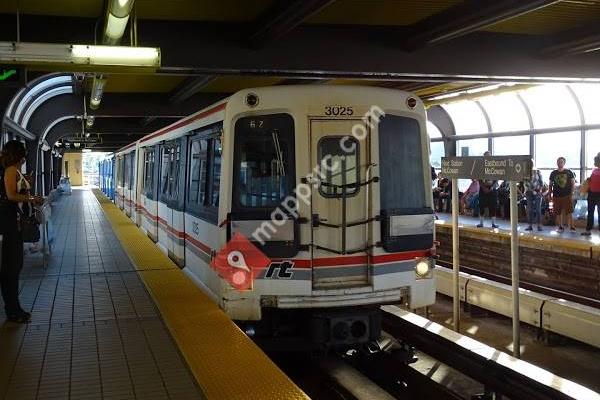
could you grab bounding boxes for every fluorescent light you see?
[105,14,129,41]
[89,78,107,110]
[0,42,160,69]
[82,149,92,153]
[71,45,160,68]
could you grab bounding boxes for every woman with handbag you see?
[0,140,43,323]
[582,153,600,236]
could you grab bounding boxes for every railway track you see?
[270,306,599,400]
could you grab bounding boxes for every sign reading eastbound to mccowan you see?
[441,156,532,181]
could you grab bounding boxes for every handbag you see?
[18,207,40,243]
[580,178,590,196]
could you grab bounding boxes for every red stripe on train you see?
[140,103,226,144]
[138,207,429,267]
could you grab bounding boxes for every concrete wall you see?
[63,152,82,186]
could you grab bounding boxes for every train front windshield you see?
[233,114,296,210]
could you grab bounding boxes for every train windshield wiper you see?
[271,129,286,177]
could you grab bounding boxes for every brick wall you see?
[436,224,600,300]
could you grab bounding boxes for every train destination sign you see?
[441,156,532,181]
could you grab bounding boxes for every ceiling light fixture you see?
[0,42,160,69]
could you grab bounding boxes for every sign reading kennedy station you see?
[441,156,532,181]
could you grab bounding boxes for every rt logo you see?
[265,261,294,279]
[210,232,295,291]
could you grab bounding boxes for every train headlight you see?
[415,259,431,278]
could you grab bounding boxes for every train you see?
[99,85,436,348]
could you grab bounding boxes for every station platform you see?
[435,213,600,303]
[0,188,307,400]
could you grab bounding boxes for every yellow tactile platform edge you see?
[93,190,309,400]
[436,220,598,252]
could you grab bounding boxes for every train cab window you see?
[318,136,359,198]
[188,139,209,205]
[378,115,426,209]
[233,114,295,209]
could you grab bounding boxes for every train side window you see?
[128,154,134,190]
[185,122,223,223]
[160,146,171,195]
[318,136,359,198]
[124,154,130,189]
[188,139,209,205]
[170,145,181,199]
[143,148,154,196]
[210,138,222,207]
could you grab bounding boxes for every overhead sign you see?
[0,66,20,83]
[441,156,532,181]
[63,136,101,144]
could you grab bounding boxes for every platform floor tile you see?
[0,189,203,400]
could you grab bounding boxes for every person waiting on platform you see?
[434,178,452,212]
[582,153,600,236]
[460,179,479,215]
[525,169,545,232]
[549,156,576,233]
[0,140,43,323]
[477,151,499,228]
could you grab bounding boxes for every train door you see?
[124,153,133,217]
[117,156,125,210]
[310,119,371,289]
[141,146,159,242]
[158,140,186,266]
[157,144,171,254]
[170,139,186,266]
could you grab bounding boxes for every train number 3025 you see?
[324,106,354,116]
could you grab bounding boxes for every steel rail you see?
[381,305,600,400]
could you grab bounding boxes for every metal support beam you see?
[540,23,600,58]
[169,75,216,104]
[2,116,36,140]
[402,0,559,50]
[248,0,336,48]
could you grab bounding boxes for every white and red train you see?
[100,85,436,347]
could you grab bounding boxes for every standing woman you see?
[582,153,600,236]
[0,140,43,322]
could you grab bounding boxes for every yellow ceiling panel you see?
[135,0,273,21]
[103,74,186,92]
[484,1,600,35]
[307,0,462,25]
[200,76,284,92]
[0,0,103,17]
